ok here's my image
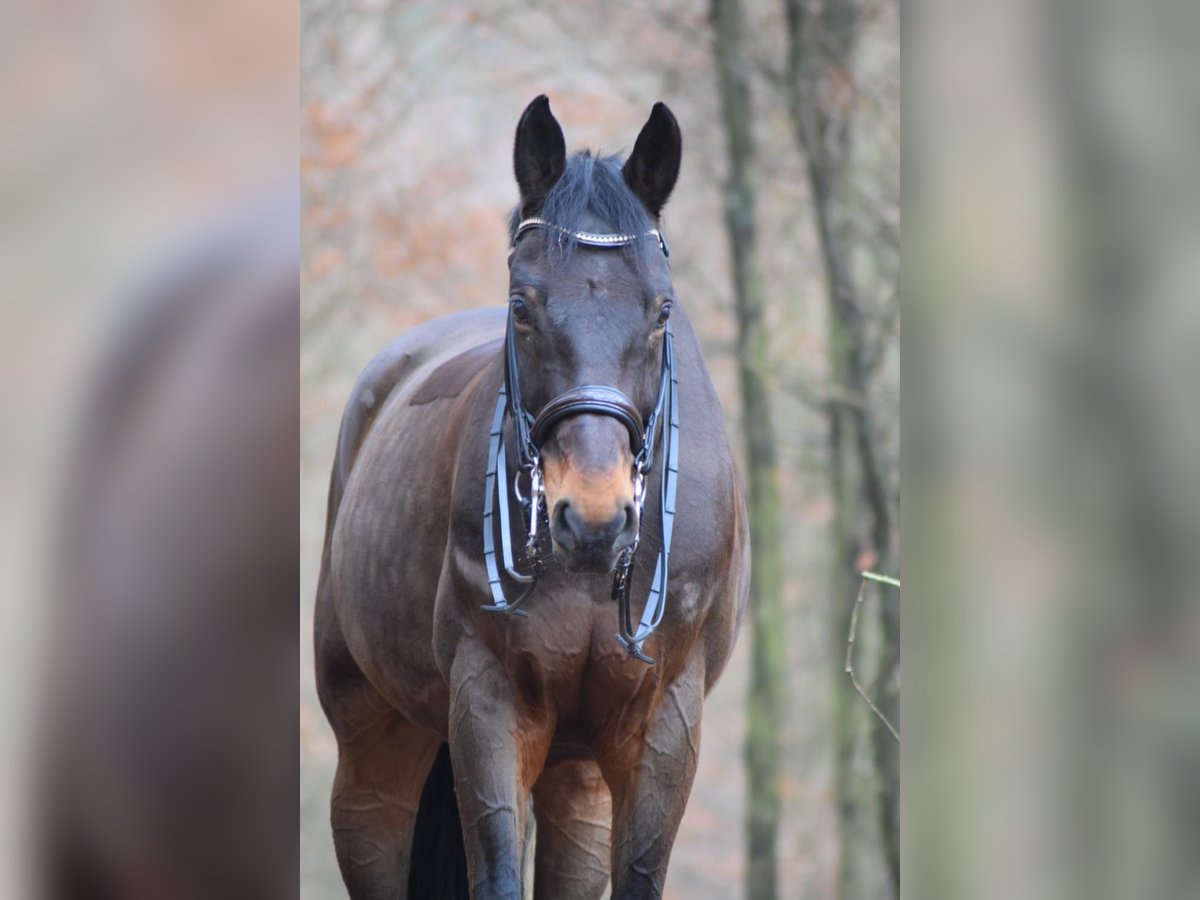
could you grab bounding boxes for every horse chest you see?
[475,575,708,711]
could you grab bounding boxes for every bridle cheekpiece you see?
[481,218,679,664]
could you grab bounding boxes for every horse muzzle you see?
[540,414,640,573]
[549,496,638,573]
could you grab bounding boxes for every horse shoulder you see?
[328,309,505,514]
[702,472,750,693]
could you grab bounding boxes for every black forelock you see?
[507,151,657,268]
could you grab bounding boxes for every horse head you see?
[505,95,681,575]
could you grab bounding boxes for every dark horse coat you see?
[315,97,748,900]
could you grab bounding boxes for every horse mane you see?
[507,150,657,268]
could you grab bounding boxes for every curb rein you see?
[481,218,678,664]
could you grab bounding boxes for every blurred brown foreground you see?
[3,0,300,897]
[42,194,300,899]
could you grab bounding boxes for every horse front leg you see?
[327,709,441,899]
[532,758,612,899]
[447,646,553,900]
[603,667,705,900]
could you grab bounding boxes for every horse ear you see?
[513,95,566,207]
[622,102,682,219]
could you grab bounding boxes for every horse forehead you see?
[551,265,644,331]
[509,243,640,290]
[564,245,675,301]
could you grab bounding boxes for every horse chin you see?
[552,542,620,575]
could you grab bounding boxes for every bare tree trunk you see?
[783,0,899,896]
[710,1,786,898]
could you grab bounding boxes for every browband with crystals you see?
[513,216,669,257]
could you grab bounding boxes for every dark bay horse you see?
[315,96,748,899]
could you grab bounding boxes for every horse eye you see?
[656,302,672,327]
[510,298,532,325]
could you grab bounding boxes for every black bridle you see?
[481,218,678,664]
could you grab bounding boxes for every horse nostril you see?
[620,502,638,539]
[551,500,578,550]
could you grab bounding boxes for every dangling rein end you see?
[480,582,533,618]
[615,634,656,665]
[481,605,531,618]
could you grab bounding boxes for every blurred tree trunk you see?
[783,0,899,897]
[710,1,786,898]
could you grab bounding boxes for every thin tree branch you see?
[861,570,899,587]
[845,573,900,741]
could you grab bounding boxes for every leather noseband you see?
[529,385,646,452]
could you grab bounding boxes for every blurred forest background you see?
[300,0,899,897]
